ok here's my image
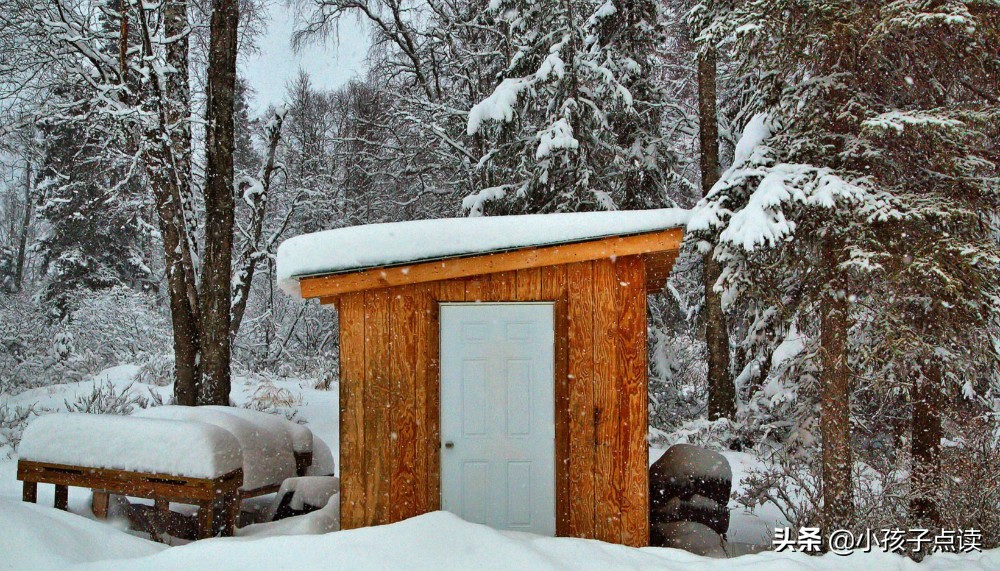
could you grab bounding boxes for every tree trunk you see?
[160,0,199,405]
[13,161,32,292]
[910,359,943,526]
[198,0,239,405]
[698,47,735,421]
[820,238,853,531]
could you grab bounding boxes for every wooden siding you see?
[336,256,650,546]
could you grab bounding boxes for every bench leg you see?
[221,491,239,537]
[54,484,68,511]
[22,481,37,503]
[197,500,215,539]
[151,498,170,542]
[92,491,110,519]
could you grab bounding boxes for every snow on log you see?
[276,208,690,296]
[18,413,242,479]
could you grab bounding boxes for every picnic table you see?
[17,407,317,540]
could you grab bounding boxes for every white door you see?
[440,303,555,535]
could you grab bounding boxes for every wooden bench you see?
[18,459,243,539]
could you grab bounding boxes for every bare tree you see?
[198,0,240,405]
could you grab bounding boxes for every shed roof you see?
[277,209,690,298]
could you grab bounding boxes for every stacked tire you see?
[648,444,732,557]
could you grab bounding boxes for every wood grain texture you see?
[331,253,663,544]
[389,288,418,521]
[299,229,684,299]
[426,286,450,509]
[363,289,391,525]
[615,257,649,546]
[592,258,622,544]
[486,270,517,300]
[464,274,487,302]
[541,265,570,536]
[414,284,435,514]
[17,461,242,503]
[566,261,596,538]
[338,292,366,529]
[515,268,542,299]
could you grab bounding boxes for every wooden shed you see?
[277,209,687,547]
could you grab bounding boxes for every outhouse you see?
[277,209,687,546]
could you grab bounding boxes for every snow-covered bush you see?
[0,290,87,394]
[135,353,175,387]
[0,402,45,458]
[735,447,822,531]
[63,380,163,416]
[67,286,171,366]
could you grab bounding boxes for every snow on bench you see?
[202,405,313,454]
[276,208,691,295]
[201,405,314,478]
[135,406,297,493]
[18,413,242,479]
[17,413,246,539]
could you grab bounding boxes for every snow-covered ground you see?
[3,498,997,571]
[2,367,997,570]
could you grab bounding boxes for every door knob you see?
[444,441,455,449]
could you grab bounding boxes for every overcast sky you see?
[241,4,370,114]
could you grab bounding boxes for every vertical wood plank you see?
[197,500,215,539]
[364,288,392,525]
[92,491,109,519]
[541,265,570,536]
[413,283,434,515]
[426,284,443,509]
[464,274,487,302]
[566,261,596,538]
[592,258,622,544]
[486,270,517,300]
[515,268,542,300]
[390,287,418,522]
[22,481,37,503]
[339,292,366,529]
[437,278,466,303]
[54,484,68,510]
[615,256,649,546]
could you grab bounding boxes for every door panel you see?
[440,303,556,535]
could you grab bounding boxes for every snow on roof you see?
[18,413,243,479]
[277,208,690,296]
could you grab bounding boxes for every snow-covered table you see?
[135,406,312,498]
[17,413,245,539]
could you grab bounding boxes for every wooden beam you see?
[298,228,684,300]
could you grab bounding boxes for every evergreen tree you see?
[465,0,674,214]
[35,110,153,318]
[693,0,1000,531]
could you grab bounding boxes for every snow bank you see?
[135,406,296,491]
[0,498,163,570]
[3,500,1000,571]
[239,494,341,539]
[66,511,1000,571]
[276,209,690,296]
[18,413,242,479]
